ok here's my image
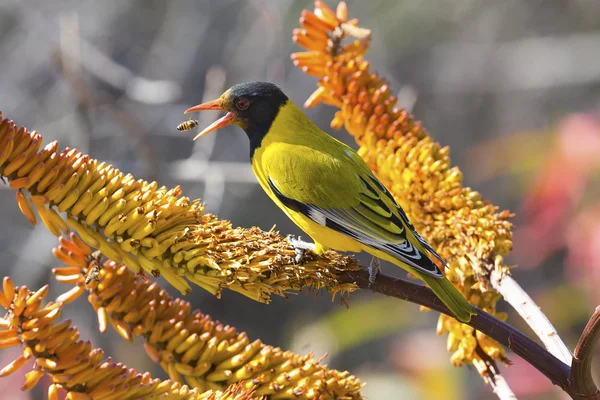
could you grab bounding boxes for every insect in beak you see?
[185,99,235,140]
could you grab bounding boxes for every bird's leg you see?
[287,235,316,264]
[368,256,380,286]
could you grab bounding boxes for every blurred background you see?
[1,0,600,399]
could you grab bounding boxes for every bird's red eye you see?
[235,98,250,110]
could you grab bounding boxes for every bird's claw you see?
[287,235,315,264]
[368,257,380,287]
[294,248,305,264]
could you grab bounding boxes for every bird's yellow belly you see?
[251,142,362,255]
[285,208,363,254]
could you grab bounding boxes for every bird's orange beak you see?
[184,98,235,140]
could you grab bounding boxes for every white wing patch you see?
[307,208,327,226]
[396,240,422,260]
[344,148,356,158]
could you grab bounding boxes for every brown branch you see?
[338,269,574,394]
[570,306,600,399]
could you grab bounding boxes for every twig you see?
[59,34,181,104]
[190,66,227,213]
[53,45,160,179]
[487,366,518,400]
[167,160,256,184]
[58,12,94,148]
[475,346,517,400]
[430,33,600,93]
[491,270,573,366]
[570,306,600,399]
[337,269,574,395]
[488,373,517,400]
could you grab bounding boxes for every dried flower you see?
[51,234,363,399]
[0,111,359,303]
[292,1,512,368]
[198,383,259,400]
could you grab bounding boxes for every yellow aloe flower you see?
[0,275,263,400]
[292,1,512,368]
[0,111,359,304]
[51,234,363,399]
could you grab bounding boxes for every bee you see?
[177,119,199,131]
[85,250,103,285]
[85,263,100,285]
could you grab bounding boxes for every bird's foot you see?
[368,257,380,287]
[287,235,316,264]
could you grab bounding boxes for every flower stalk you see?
[52,234,363,399]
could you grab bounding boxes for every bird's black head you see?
[185,81,288,156]
[227,82,289,130]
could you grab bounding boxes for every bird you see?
[184,81,474,322]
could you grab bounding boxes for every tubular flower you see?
[0,275,260,399]
[292,1,513,367]
[199,383,260,400]
[51,234,363,399]
[0,111,359,303]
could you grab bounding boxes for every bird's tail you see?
[417,272,475,322]
[360,237,475,321]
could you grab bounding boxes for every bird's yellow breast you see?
[250,101,362,254]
